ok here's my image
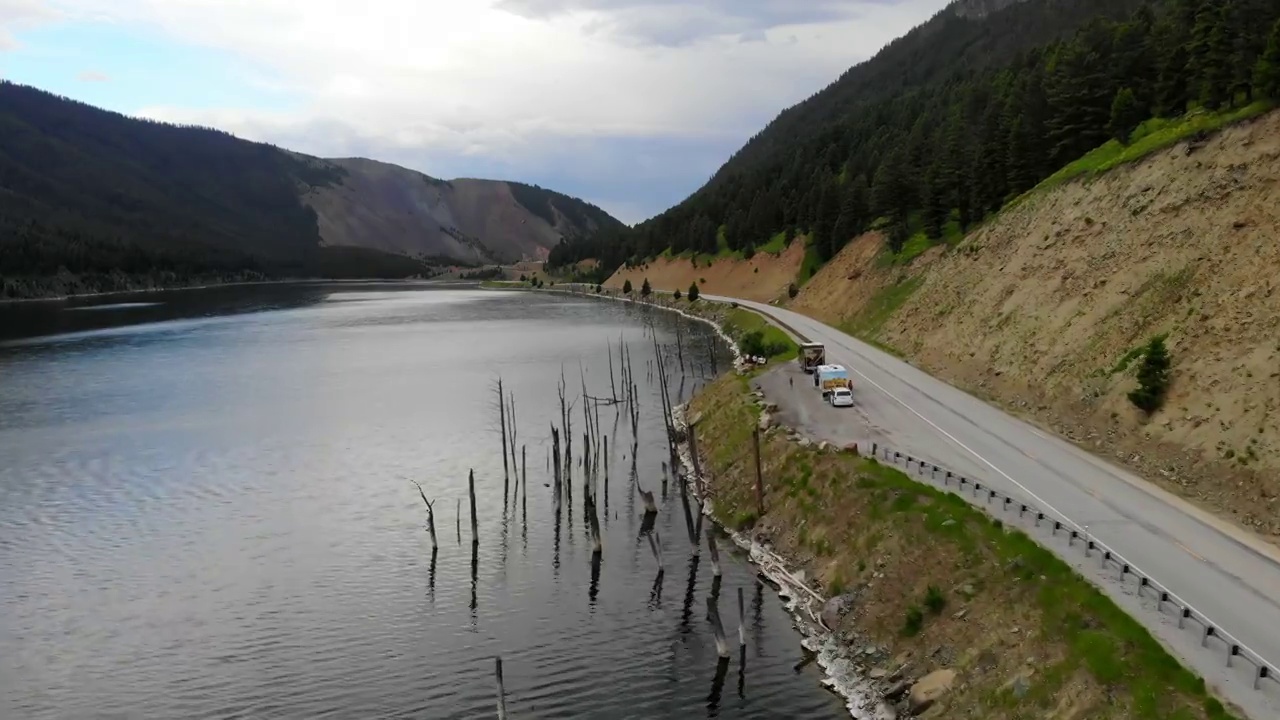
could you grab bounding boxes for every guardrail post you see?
[1256,664,1270,690]
[1068,530,1077,547]
[945,470,951,485]
[1229,645,1240,668]
[1202,625,1215,647]
[1052,520,1060,536]
[988,489,997,505]
[1158,591,1168,613]
[1019,503,1027,518]
[1035,512,1043,527]
[932,465,939,479]
[1101,549,1111,569]
[1003,497,1011,511]
[1084,539,1092,557]
[973,482,981,498]
[1179,606,1190,629]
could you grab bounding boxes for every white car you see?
[829,387,853,407]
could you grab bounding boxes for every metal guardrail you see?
[867,441,1277,694]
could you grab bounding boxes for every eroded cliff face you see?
[796,110,1280,538]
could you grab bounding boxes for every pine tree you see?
[622,279,632,294]
[1109,88,1144,143]
[1256,19,1280,98]
[813,178,842,261]
[687,282,699,302]
[641,278,651,297]
[1128,335,1172,413]
[1189,0,1233,109]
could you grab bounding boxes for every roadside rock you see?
[759,413,773,431]
[821,594,855,630]
[908,669,956,715]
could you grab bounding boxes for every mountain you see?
[0,82,623,299]
[548,0,1280,275]
[303,157,621,265]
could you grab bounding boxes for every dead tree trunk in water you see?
[521,444,527,513]
[411,480,437,548]
[468,469,479,545]
[707,528,721,577]
[506,391,519,494]
[497,378,509,490]
[494,656,508,720]
[706,597,731,658]
[456,498,461,544]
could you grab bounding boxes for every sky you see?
[0,0,952,224]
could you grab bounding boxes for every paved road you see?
[709,294,1280,716]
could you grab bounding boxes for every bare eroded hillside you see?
[797,110,1280,539]
[605,240,805,303]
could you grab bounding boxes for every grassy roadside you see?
[690,373,1238,720]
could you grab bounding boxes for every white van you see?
[829,387,853,407]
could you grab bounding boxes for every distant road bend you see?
[707,293,1280,711]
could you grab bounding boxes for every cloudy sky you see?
[0,0,950,223]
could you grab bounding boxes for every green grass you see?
[1036,101,1273,194]
[828,433,1233,719]
[796,239,823,287]
[759,231,791,255]
[722,307,799,362]
[841,275,923,340]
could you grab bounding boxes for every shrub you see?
[673,288,682,300]
[641,278,652,297]
[622,279,633,294]
[924,585,947,615]
[594,284,602,293]
[739,329,789,358]
[788,282,799,299]
[903,606,925,637]
[1128,335,1171,413]
[688,282,699,302]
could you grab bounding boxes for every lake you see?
[0,283,846,719]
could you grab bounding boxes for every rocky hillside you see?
[794,108,1280,540]
[603,240,806,303]
[0,82,622,298]
[305,158,622,265]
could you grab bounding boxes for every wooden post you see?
[456,498,461,543]
[494,656,507,720]
[469,469,479,544]
[521,444,527,511]
[752,426,764,518]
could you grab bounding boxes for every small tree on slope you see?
[687,282,699,302]
[622,279,633,294]
[1128,335,1171,414]
[641,278,652,297]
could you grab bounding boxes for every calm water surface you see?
[0,284,845,719]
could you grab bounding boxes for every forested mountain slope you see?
[549,0,1280,274]
[0,82,622,299]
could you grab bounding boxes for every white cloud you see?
[50,0,950,220]
[0,0,60,51]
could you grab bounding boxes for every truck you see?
[815,364,851,398]
[799,342,826,373]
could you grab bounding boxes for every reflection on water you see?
[0,284,845,719]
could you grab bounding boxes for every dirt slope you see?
[303,158,618,264]
[604,239,805,302]
[796,110,1280,538]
